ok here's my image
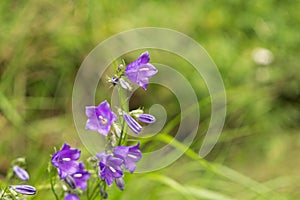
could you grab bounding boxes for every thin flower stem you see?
[49,171,59,200]
[0,186,7,199]
[117,85,129,146]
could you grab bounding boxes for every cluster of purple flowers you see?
[48,52,157,199]
[84,52,158,196]
[51,143,90,200]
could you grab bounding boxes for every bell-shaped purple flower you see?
[86,100,117,136]
[123,113,142,134]
[10,185,36,195]
[51,143,81,178]
[114,142,142,173]
[13,166,29,181]
[69,162,90,191]
[125,52,158,90]
[137,114,156,124]
[97,152,124,186]
[64,194,80,200]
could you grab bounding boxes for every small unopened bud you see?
[13,166,29,181]
[64,175,76,189]
[116,178,125,191]
[119,78,132,91]
[137,114,156,124]
[10,185,36,195]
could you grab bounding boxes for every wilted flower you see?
[10,185,36,195]
[64,193,80,200]
[123,113,142,134]
[86,100,117,136]
[125,52,158,90]
[51,143,81,178]
[114,142,142,173]
[13,166,29,181]
[97,152,124,186]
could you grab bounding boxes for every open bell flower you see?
[51,143,81,178]
[97,152,124,186]
[86,100,117,136]
[114,142,142,173]
[125,51,158,90]
[69,162,91,191]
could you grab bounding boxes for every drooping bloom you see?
[114,142,142,173]
[123,113,142,134]
[86,100,117,136]
[13,166,29,181]
[136,114,156,124]
[97,152,124,186]
[125,52,158,90]
[51,143,81,178]
[69,162,91,191]
[64,193,80,200]
[10,185,36,195]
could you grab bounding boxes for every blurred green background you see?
[1,0,300,199]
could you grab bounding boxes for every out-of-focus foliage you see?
[0,0,299,199]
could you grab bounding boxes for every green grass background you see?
[0,0,300,199]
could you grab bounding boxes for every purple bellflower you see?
[86,100,117,136]
[10,185,36,195]
[97,152,124,186]
[13,166,29,181]
[123,113,142,134]
[51,143,81,178]
[114,142,142,173]
[125,52,158,90]
[69,162,91,191]
[64,193,80,200]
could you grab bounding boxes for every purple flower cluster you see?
[83,52,158,197]
[51,143,90,199]
[97,142,142,190]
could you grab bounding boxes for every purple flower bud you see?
[115,177,125,191]
[123,113,142,134]
[64,175,76,189]
[13,166,29,181]
[64,194,80,200]
[10,185,36,195]
[119,78,132,91]
[109,76,118,86]
[137,114,156,124]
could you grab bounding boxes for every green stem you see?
[117,85,129,146]
[49,171,59,200]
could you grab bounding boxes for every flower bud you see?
[10,185,36,195]
[137,114,156,124]
[13,166,29,181]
